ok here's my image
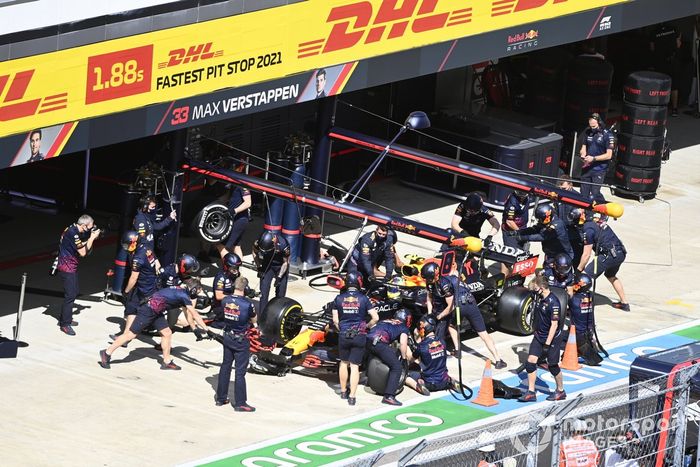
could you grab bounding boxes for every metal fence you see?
[341,364,700,467]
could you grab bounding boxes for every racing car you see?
[246,238,569,384]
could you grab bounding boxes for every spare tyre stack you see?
[563,57,614,132]
[525,48,571,126]
[614,71,671,201]
[560,56,613,176]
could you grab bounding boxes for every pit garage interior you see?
[2,0,700,466]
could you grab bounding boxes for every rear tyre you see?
[366,350,407,395]
[261,297,304,346]
[192,203,233,243]
[617,133,665,168]
[620,102,667,137]
[497,286,535,335]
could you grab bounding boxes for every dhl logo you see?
[158,42,223,69]
[0,69,68,122]
[298,0,473,59]
[492,0,569,17]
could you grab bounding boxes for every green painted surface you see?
[201,399,494,466]
[674,325,700,341]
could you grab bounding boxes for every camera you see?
[91,226,106,238]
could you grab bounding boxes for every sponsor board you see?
[187,321,700,467]
[0,0,628,139]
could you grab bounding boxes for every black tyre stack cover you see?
[615,71,671,196]
[526,48,572,123]
[562,57,614,131]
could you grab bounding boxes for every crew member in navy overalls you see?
[133,195,176,260]
[158,253,200,289]
[209,253,240,323]
[332,272,379,406]
[404,315,454,395]
[100,278,209,371]
[254,231,290,316]
[367,309,411,406]
[556,176,584,267]
[575,210,630,312]
[217,186,252,261]
[501,189,529,275]
[348,225,396,282]
[519,275,566,402]
[566,272,604,366]
[55,214,101,336]
[541,253,575,296]
[579,113,615,202]
[421,262,506,368]
[509,203,573,268]
[115,239,160,342]
[451,192,500,241]
[214,276,257,412]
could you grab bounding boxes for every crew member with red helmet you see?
[158,253,200,289]
[507,203,573,267]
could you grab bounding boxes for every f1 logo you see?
[0,70,67,122]
[298,0,473,58]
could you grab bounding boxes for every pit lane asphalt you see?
[0,114,699,466]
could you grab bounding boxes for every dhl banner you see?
[0,0,628,139]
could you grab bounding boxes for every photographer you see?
[55,214,101,336]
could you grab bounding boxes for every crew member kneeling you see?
[519,275,566,402]
[366,309,411,406]
[214,277,257,412]
[405,315,456,395]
